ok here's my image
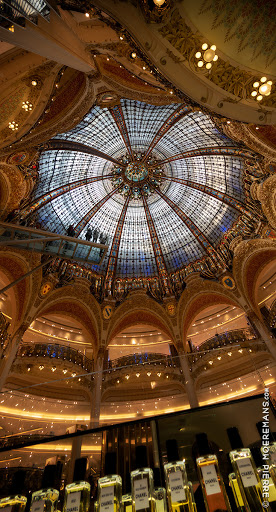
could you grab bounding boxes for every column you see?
[67,435,83,484]
[89,348,105,429]
[178,349,199,408]
[247,310,276,361]
[0,323,29,392]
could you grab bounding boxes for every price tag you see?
[66,492,81,512]
[236,458,258,487]
[201,465,221,495]
[134,478,149,510]
[168,471,186,502]
[31,500,45,512]
[100,486,114,512]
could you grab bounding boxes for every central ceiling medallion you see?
[111,152,165,199]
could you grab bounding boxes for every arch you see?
[0,163,27,218]
[106,292,176,347]
[35,286,101,352]
[178,276,242,348]
[258,175,276,230]
[233,238,276,314]
[0,249,41,330]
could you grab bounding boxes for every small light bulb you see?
[31,80,37,86]
[195,52,201,58]
[260,76,267,83]
[210,45,216,51]
[213,55,218,61]
[131,52,137,59]
[206,62,212,69]
[253,81,259,88]
[197,61,204,67]
[257,95,263,101]
[251,91,257,97]
[202,43,208,50]
[85,12,89,17]
[259,83,270,95]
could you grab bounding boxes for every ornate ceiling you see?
[28,98,261,296]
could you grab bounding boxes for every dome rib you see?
[75,186,121,236]
[47,139,124,166]
[109,105,134,160]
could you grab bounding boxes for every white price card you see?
[100,486,114,512]
[134,478,149,510]
[201,465,221,496]
[31,500,45,512]
[168,471,186,502]
[236,458,258,487]
[66,492,81,512]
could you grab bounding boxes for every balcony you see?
[105,352,179,370]
[16,342,93,373]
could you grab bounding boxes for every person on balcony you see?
[85,227,93,241]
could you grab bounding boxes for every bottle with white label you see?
[131,445,156,512]
[97,452,122,512]
[63,458,90,512]
[195,433,231,512]
[230,448,270,511]
[30,464,59,512]
[0,470,27,512]
[163,439,193,512]
[153,468,167,512]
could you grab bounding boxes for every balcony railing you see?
[105,352,179,370]
[190,328,256,355]
[16,342,93,373]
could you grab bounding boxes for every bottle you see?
[226,427,246,511]
[195,433,232,512]
[163,439,193,512]
[252,446,276,508]
[187,484,196,512]
[0,470,27,512]
[131,445,156,512]
[30,465,59,512]
[228,473,245,512]
[63,458,90,512]
[97,452,122,512]
[153,468,167,512]
[229,448,270,512]
[122,473,132,512]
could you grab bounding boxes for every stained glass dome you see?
[34,99,254,292]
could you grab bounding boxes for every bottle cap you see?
[195,433,210,456]
[135,445,148,469]
[166,439,179,462]
[153,467,161,487]
[73,457,87,482]
[227,427,244,450]
[41,465,57,489]
[105,452,117,475]
[11,470,26,494]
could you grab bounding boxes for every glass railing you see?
[0,222,108,265]
[191,327,256,353]
[105,352,179,369]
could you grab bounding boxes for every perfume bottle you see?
[0,470,27,512]
[230,448,270,512]
[195,433,232,512]
[63,458,90,512]
[30,465,59,512]
[187,483,196,512]
[252,446,276,508]
[228,473,245,511]
[97,452,122,512]
[131,445,156,512]
[163,439,193,512]
[153,468,167,512]
[122,473,132,512]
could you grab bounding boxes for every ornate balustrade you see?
[190,328,256,357]
[105,352,179,370]
[16,342,93,373]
